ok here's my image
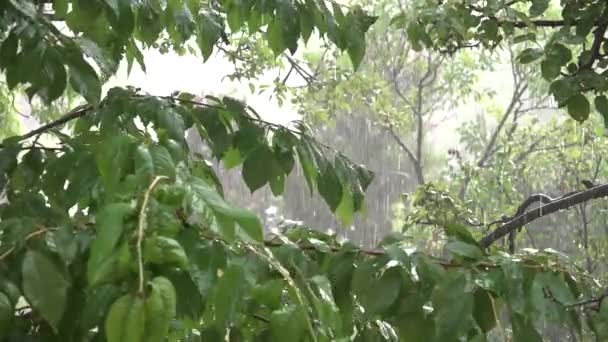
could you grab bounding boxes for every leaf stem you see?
[137,175,169,294]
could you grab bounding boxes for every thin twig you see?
[137,175,169,294]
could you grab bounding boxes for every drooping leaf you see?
[567,93,590,122]
[87,203,133,285]
[22,250,70,331]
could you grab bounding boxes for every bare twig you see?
[137,176,169,294]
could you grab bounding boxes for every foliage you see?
[0,0,606,341]
[391,0,608,124]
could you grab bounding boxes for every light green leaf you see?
[95,135,134,193]
[22,250,70,331]
[87,203,133,285]
[336,188,354,226]
[212,264,246,330]
[446,239,484,259]
[53,0,69,18]
[267,19,285,56]
[190,178,263,241]
[271,305,307,340]
[150,144,176,179]
[222,147,242,169]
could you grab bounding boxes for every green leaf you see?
[66,51,101,105]
[22,250,70,332]
[144,236,188,269]
[446,239,484,259]
[595,95,608,127]
[546,43,572,66]
[317,161,343,212]
[511,313,542,342]
[190,178,263,241]
[271,305,307,340]
[511,33,536,44]
[267,19,285,56]
[197,13,223,61]
[432,273,474,340]
[96,135,134,193]
[242,146,272,193]
[444,223,478,245]
[251,279,284,310]
[296,142,319,194]
[155,111,186,144]
[567,93,590,122]
[87,203,133,285]
[472,290,497,333]
[212,264,247,330]
[353,264,401,316]
[222,147,242,169]
[529,0,550,16]
[541,59,561,81]
[336,188,355,226]
[53,0,69,18]
[0,292,12,339]
[150,144,177,179]
[517,48,543,64]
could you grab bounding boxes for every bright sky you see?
[105,48,302,126]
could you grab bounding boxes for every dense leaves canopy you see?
[392,0,608,124]
[0,0,606,341]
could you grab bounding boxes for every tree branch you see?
[479,184,608,249]
[498,19,566,28]
[0,104,91,148]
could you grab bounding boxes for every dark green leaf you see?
[529,0,550,16]
[517,48,543,64]
[317,161,343,212]
[472,290,497,333]
[66,51,101,105]
[242,146,272,193]
[567,93,590,122]
[22,250,70,331]
[0,292,12,338]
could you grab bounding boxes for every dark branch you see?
[498,20,566,28]
[581,8,608,70]
[0,104,91,148]
[479,184,608,249]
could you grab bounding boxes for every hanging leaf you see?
[22,250,70,332]
[567,93,590,122]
